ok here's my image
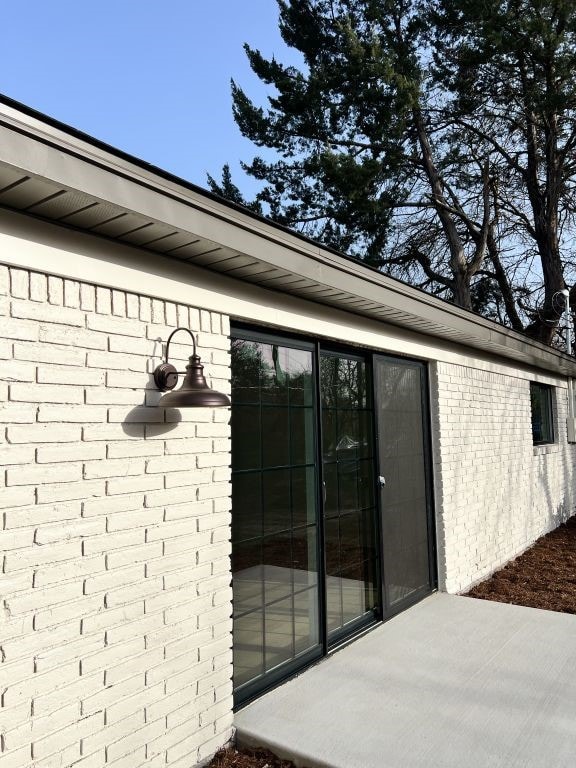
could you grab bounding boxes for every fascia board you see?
[0,128,499,336]
[0,108,574,376]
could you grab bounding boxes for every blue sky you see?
[1,1,295,196]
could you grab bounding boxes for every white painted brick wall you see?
[5,255,576,762]
[0,266,233,767]
[432,360,576,593]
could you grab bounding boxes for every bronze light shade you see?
[153,327,231,408]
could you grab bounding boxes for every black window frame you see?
[530,382,555,445]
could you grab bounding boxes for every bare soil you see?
[207,516,576,768]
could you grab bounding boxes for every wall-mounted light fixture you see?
[153,327,231,408]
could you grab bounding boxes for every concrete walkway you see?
[235,593,576,768]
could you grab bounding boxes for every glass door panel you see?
[231,336,320,703]
[320,352,380,643]
[231,334,390,703]
[374,356,434,613]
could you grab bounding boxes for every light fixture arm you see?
[164,327,197,367]
[154,327,200,392]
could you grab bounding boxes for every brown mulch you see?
[466,515,576,613]
[208,517,576,768]
[207,746,307,768]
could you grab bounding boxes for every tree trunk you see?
[487,229,525,333]
[519,51,564,345]
[412,107,473,310]
[450,268,473,310]
[528,226,565,345]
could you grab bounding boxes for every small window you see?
[530,383,554,445]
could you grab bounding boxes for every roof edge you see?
[0,93,574,376]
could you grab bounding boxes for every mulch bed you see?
[208,516,576,768]
[207,746,306,768]
[466,515,576,613]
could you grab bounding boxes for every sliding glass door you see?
[320,351,379,642]
[231,335,321,704]
[231,329,434,705]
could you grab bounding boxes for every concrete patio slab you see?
[235,593,576,768]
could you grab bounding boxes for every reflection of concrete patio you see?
[235,593,576,768]
[234,565,373,688]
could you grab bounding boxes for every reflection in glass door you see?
[231,335,321,704]
[320,352,379,643]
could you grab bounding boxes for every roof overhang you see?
[0,95,575,377]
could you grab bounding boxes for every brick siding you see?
[4,259,576,766]
[0,266,233,768]
[432,361,575,593]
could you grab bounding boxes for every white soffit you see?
[0,99,574,377]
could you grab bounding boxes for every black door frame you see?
[373,353,437,621]
[317,343,382,652]
[230,324,436,706]
[231,325,323,708]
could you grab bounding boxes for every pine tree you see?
[221,0,576,343]
[432,0,576,342]
[207,164,263,214]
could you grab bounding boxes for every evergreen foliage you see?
[212,0,576,344]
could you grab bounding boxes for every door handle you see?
[378,475,386,487]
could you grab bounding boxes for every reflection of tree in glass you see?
[320,356,366,409]
[268,346,313,399]
[321,356,369,458]
[231,339,266,397]
[232,339,313,399]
